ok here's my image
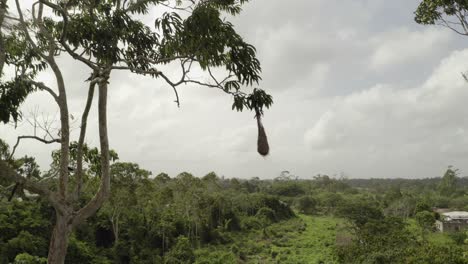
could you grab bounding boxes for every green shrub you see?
[295,196,317,215]
[13,253,47,264]
[164,236,195,264]
[6,231,47,261]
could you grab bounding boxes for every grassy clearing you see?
[195,214,343,263]
[270,214,342,264]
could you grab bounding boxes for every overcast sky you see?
[2,0,468,179]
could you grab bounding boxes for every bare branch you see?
[207,66,233,87]
[160,73,181,107]
[437,17,468,36]
[36,112,60,140]
[160,2,195,13]
[113,58,244,107]
[9,135,60,160]
[4,15,20,22]
[25,79,59,100]
[453,9,468,34]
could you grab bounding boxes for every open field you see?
[195,214,344,264]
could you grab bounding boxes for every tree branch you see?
[0,0,7,76]
[37,0,98,70]
[437,17,468,36]
[26,79,59,100]
[72,77,110,228]
[0,160,66,213]
[14,0,50,60]
[9,135,60,160]
[39,0,68,42]
[74,72,97,199]
[113,60,243,107]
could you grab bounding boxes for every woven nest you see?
[256,115,269,156]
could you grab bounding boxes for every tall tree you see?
[0,0,272,263]
[438,166,458,196]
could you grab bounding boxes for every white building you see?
[435,211,468,232]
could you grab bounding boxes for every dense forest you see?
[0,139,467,263]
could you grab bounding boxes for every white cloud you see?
[370,28,453,71]
[304,49,468,177]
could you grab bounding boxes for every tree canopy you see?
[415,0,468,35]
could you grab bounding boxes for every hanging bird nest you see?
[255,107,269,156]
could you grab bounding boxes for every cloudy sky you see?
[2,0,468,179]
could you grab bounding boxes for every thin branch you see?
[453,10,468,34]
[9,135,60,160]
[23,108,61,143]
[159,0,195,13]
[7,183,19,201]
[35,113,59,140]
[61,42,98,69]
[160,73,181,107]
[4,15,20,22]
[37,0,97,69]
[437,17,468,36]
[207,66,233,87]
[142,55,190,64]
[14,0,49,60]
[113,60,243,106]
[112,65,161,75]
[26,79,59,100]
[39,0,67,42]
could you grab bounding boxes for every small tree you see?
[414,201,432,215]
[0,1,273,263]
[256,207,276,236]
[99,162,151,243]
[296,195,317,215]
[415,211,435,238]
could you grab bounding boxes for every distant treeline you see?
[343,177,468,189]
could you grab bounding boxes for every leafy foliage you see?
[0,31,47,124]
[415,0,468,25]
[415,211,436,232]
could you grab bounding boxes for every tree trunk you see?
[48,213,71,264]
[0,0,7,75]
[72,79,110,223]
[111,210,120,243]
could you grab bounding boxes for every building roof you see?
[433,208,451,214]
[442,211,468,220]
